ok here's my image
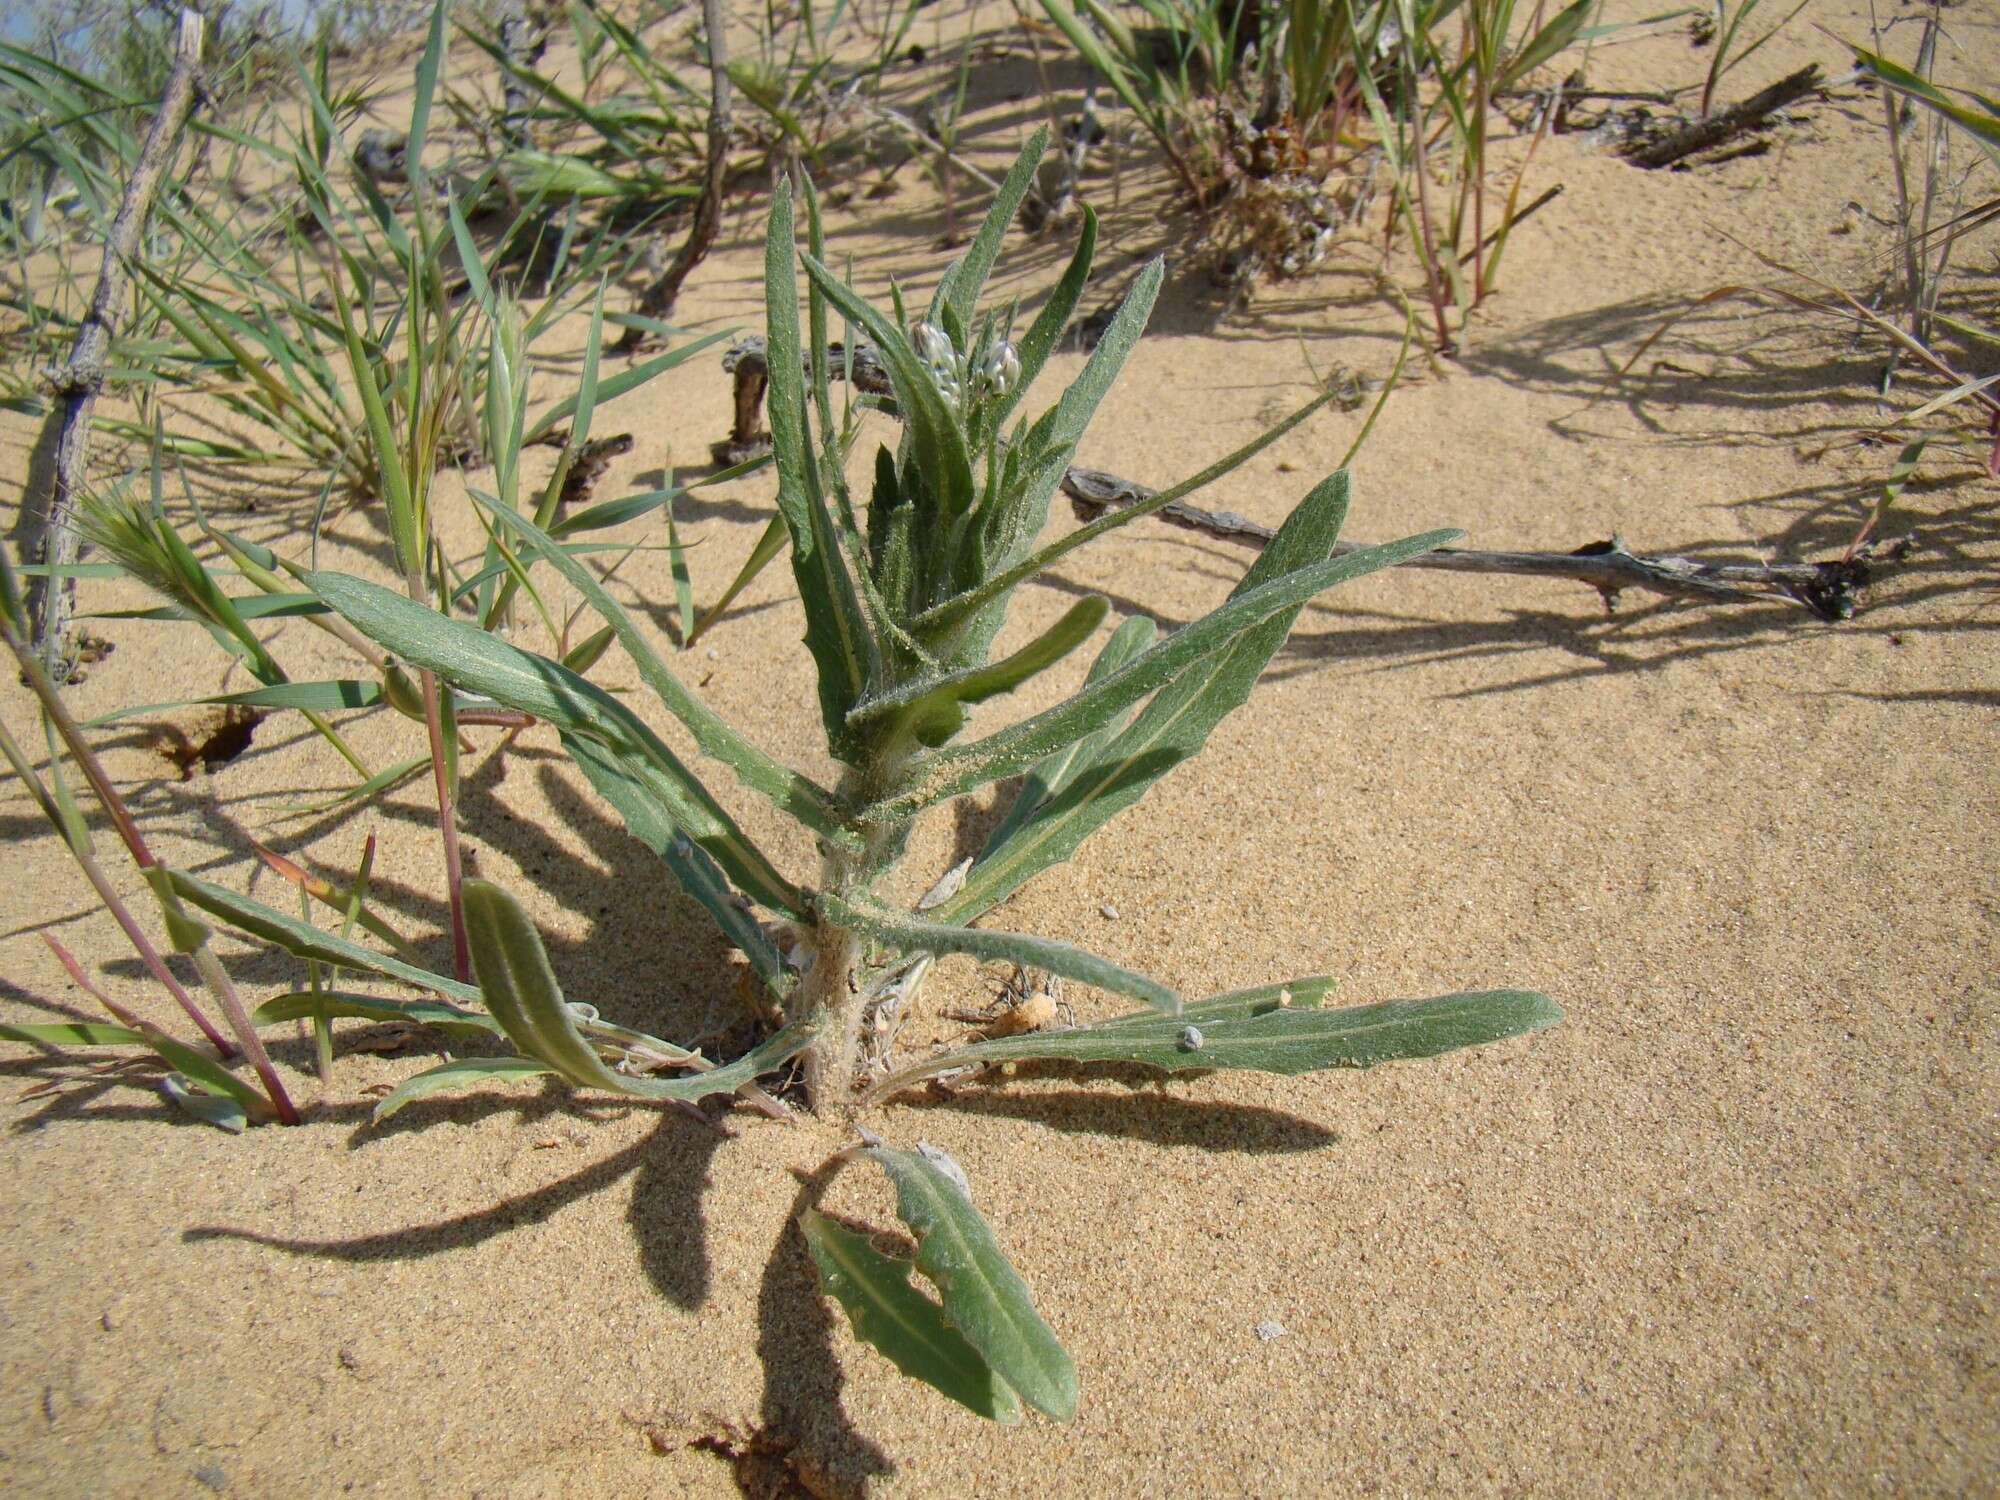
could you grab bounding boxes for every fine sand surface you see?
[1,2,1994,1494]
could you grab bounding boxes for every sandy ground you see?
[1,1,1995,1495]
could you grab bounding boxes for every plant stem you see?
[418,667,471,983]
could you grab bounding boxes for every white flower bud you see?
[977,340,1021,398]
[909,319,955,372]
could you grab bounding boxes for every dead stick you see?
[1622,65,1823,170]
[1060,469,1898,622]
[28,9,206,681]
[710,340,1899,621]
[619,0,731,351]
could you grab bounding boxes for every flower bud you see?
[976,340,1021,398]
[909,319,955,372]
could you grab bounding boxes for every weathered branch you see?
[619,0,731,351]
[709,338,1898,620]
[1060,469,1901,622]
[27,9,205,681]
[1621,65,1823,170]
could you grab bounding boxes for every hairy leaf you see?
[373,1056,554,1122]
[464,879,815,1103]
[561,732,792,996]
[168,868,481,1002]
[848,595,1109,747]
[801,1210,1023,1423]
[765,181,878,755]
[878,513,1459,819]
[251,990,500,1038]
[862,1145,1077,1422]
[309,570,804,916]
[941,473,1352,921]
[473,494,849,844]
[875,989,1563,1095]
[820,892,1179,1012]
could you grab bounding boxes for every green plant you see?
[95,130,1561,1417]
[1350,0,1591,349]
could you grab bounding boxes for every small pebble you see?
[1254,1320,1288,1342]
[1099,902,1118,920]
[192,1461,229,1492]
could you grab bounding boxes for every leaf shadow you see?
[183,1112,723,1311]
[885,1068,1339,1154]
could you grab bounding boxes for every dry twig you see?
[27,9,206,680]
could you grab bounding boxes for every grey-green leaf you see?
[968,612,1155,881]
[168,868,481,1002]
[473,495,848,845]
[800,1210,1023,1424]
[765,181,879,755]
[847,594,1109,747]
[820,892,1179,1013]
[932,126,1048,332]
[941,472,1351,921]
[308,569,804,917]
[372,1056,555,1123]
[862,1145,1077,1422]
[464,879,815,1103]
[876,989,1562,1096]
[876,510,1458,820]
[561,731,792,996]
[251,990,500,1038]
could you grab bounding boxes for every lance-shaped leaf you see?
[309,570,804,917]
[962,613,1154,906]
[560,731,791,997]
[937,473,1352,922]
[251,990,500,1038]
[819,891,1179,1013]
[168,868,482,1003]
[869,988,1563,1098]
[875,511,1459,821]
[463,879,816,1103]
[859,1144,1077,1422]
[847,595,1109,749]
[931,125,1048,335]
[765,181,878,756]
[373,1056,554,1123]
[982,204,1097,443]
[471,492,849,846]
[800,1210,1024,1424]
